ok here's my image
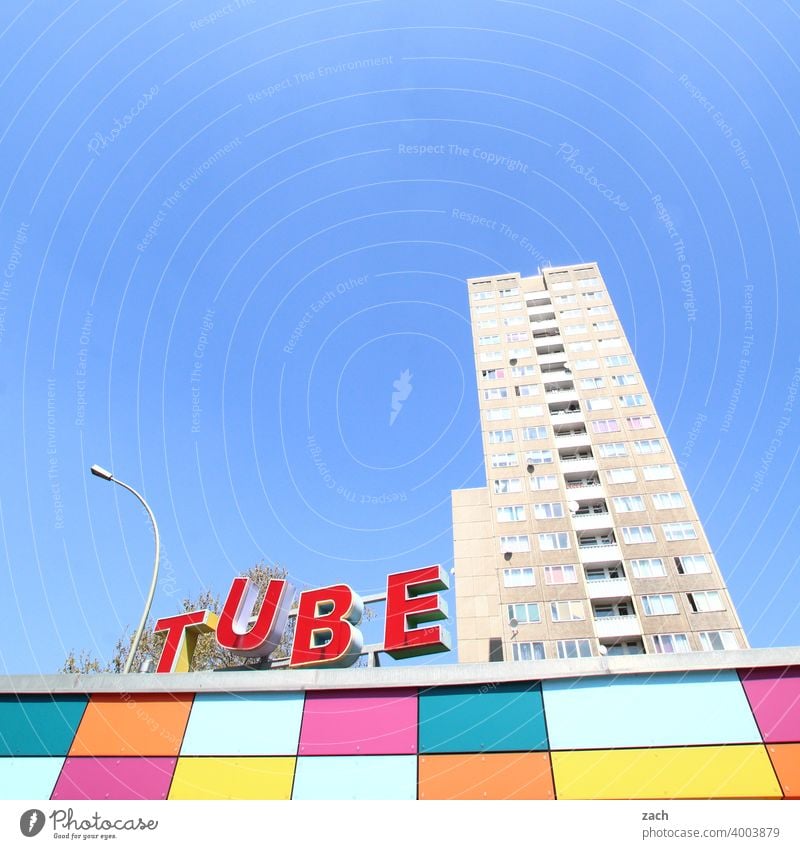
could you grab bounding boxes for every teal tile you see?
[0,757,65,800]
[293,755,416,800]
[0,695,87,756]
[419,682,547,753]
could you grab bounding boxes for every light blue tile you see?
[0,757,64,800]
[543,670,762,749]
[292,755,417,800]
[180,693,304,755]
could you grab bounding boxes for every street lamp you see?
[90,465,161,674]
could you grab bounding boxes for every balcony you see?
[541,369,573,384]
[555,432,591,448]
[587,577,632,600]
[530,318,558,331]
[528,303,554,316]
[578,542,622,563]
[546,389,579,403]
[571,511,612,531]
[594,615,642,639]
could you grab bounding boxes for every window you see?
[554,294,577,304]
[515,383,539,396]
[607,467,636,484]
[652,492,684,509]
[578,276,600,287]
[500,534,530,552]
[508,603,540,624]
[630,557,666,578]
[511,365,536,377]
[479,350,503,363]
[652,634,691,654]
[585,397,613,411]
[519,404,544,417]
[592,418,620,433]
[503,315,524,327]
[565,323,587,335]
[626,415,654,430]
[473,291,495,301]
[620,393,646,407]
[557,639,593,659]
[526,449,553,464]
[544,564,577,584]
[534,502,564,519]
[530,474,558,490]
[506,331,529,343]
[497,505,526,522]
[643,464,674,481]
[503,567,535,587]
[488,429,514,444]
[587,305,610,315]
[569,341,593,352]
[598,337,623,348]
[611,373,637,386]
[482,367,506,381]
[593,320,616,331]
[560,308,582,318]
[598,442,627,458]
[641,594,678,615]
[582,290,604,300]
[512,641,546,661]
[539,532,570,550]
[550,600,584,622]
[551,280,573,291]
[622,525,656,544]
[575,358,600,369]
[509,347,532,359]
[634,438,663,454]
[688,591,724,612]
[493,477,522,494]
[522,426,548,441]
[499,286,520,297]
[604,354,631,367]
[477,318,498,329]
[663,521,697,541]
[613,495,645,512]
[675,554,710,575]
[500,301,522,311]
[491,452,518,468]
[579,376,605,389]
[483,387,509,400]
[699,631,738,651]
[475,303,496,314]
[479,334,500,346]
[486,407,511,421]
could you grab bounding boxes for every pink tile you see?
[740,667,800,743]
[299,688,417,755]
[51,757,176,800]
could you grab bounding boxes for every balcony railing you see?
[587,577,632,600]
[594,614,642,638]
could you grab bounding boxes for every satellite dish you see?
[563,362,571,373]
[509,357,518,366]
[503,551,513,561]
[509,618,519,629]
[526,463,535,474]
[567,500,580,513]
[598,645,608,656]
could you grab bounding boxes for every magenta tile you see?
[51,757,176,800]
[299,688,417,755]
[740,667,800,743]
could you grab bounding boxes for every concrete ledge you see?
[1,647,799,694]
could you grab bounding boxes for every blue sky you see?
[0,0,798,674]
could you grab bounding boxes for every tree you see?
[60,562,333,674]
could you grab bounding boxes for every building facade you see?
[454,262,748,664]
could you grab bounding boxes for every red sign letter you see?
[289,584,363,669]
[216,577,292,657]
[384,565,451,659]
[153,610,219,673]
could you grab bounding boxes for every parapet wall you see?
[1,648,798,800]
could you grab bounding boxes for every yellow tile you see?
[169,757,295,799]
[552,746,782,799]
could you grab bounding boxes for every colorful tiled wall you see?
[1,666,798,800]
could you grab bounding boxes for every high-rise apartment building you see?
[453,262,748,663]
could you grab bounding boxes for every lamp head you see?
[90,464,113,481]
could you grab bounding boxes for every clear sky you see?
[0,0,798,674]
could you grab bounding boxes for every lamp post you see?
[90,465,161,674]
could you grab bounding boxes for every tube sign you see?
[152,564,451,673]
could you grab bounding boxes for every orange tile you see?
[767,744,800,798]
[419,752,554,800]
[69,694,193,757]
